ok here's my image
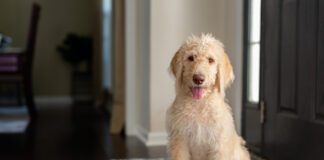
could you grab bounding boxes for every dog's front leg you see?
[169,137,190,160]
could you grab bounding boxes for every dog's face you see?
[170,34,234,99]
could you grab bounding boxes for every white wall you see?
[125,0,151,136]
[125,0,243,145]
[125,0,138,136]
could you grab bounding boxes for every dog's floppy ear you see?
[170,50,182,77]
[215,51,234,96]
[170,50,184,91]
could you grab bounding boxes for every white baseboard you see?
[35,96,73,106]
[136,125,168,146]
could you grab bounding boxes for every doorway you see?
[243,0,324,159]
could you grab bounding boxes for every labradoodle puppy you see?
[166,34,250,160]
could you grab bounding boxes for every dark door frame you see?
[242,0,266,156]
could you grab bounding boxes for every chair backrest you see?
[25,3,41,74]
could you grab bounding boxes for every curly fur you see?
[166,34,250,160]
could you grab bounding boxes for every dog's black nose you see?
[193,74,205,85]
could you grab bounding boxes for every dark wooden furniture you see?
[0,3,41,120]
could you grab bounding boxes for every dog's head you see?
[170,34,234,99]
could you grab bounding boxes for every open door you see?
[263,0,324,159]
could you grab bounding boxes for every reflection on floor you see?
[0,107,29,133]
[0,103,166,160]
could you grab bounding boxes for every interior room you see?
[0,0,323,160]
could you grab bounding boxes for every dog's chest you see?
[175,103,224,144]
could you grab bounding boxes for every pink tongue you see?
[191,87,204,99]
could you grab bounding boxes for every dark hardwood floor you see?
[0,103,167,160]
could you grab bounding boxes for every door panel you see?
[316,0,324,120]
[261,0,280,156]
[296,0,317,121]
[244,108,262,151]
[279,0,297,112]
[263,0,324,159]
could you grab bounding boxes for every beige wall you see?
[125,0,243,145]
[0,0,94,96]
[0,0,30,47]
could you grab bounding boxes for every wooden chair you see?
[0,3,41,120]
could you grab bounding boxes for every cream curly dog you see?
[166,34,250,160]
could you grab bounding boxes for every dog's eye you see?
[208,57,215,64]
[188,55,194,61]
